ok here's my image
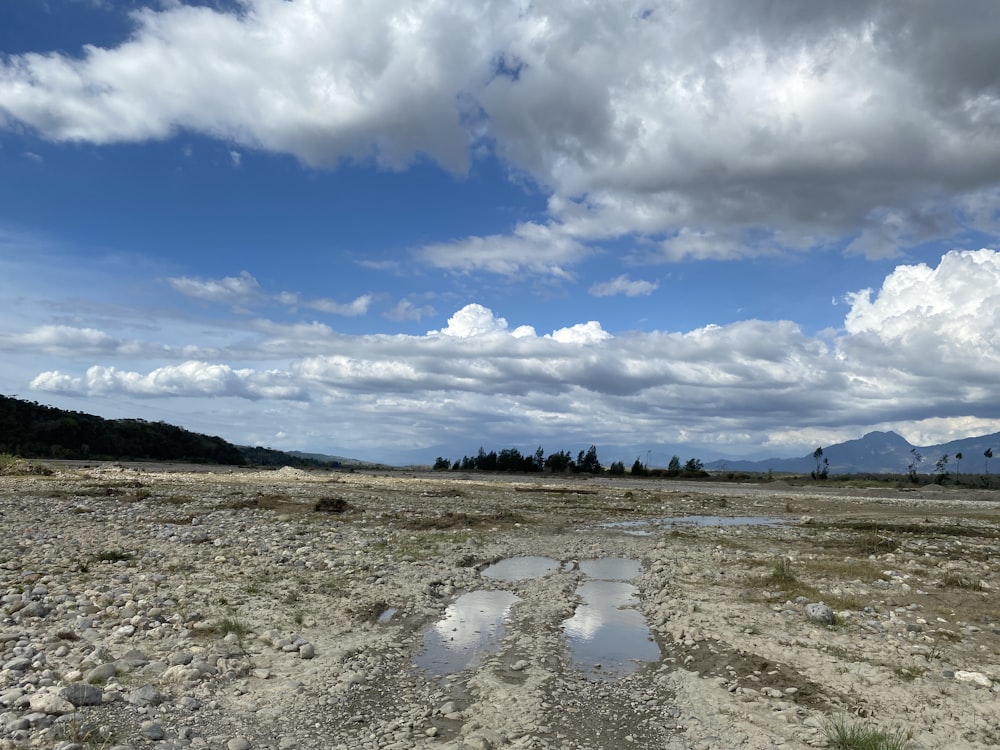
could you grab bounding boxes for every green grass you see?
[824,717,911,750]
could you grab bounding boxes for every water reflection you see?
[413,590,520,675]
[481,556,561,581]
[579,557,642,580]
[562,558,659,680]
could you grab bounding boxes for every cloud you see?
[11,2,999,266]
[301,294,373,317]
[2,325,140,357]
[32,361,306,401]
[385,299,435,321]
[17,249,1000,456]
[418,222,588,277]
[428,303,509,337]
[168,270,261,304]
[589,275,657,298]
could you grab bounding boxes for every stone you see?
[805,603,834,625]
[28,691,75,715]
[954,670,993,687]
[126,685,165,706]
[227,737,252,750]
[60,683,104,706]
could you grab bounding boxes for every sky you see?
[2,0,1000,466]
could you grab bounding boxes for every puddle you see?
[413,590,520,675]
[562,558,660,680]
[601,515,784,534]
[415,556,661,681]
[481,556,561,581]
[579,557,642,580]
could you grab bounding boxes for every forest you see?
[0,395,337,468]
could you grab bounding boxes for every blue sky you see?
[2,0,1000,465]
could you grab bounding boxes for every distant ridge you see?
[0,394,343,468]
[706,430,1000,475]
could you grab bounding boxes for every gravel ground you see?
[1,463,998,749]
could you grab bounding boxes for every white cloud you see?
[42,361,307,400]
[428,303,508,337]
[589,275,657,298]
[15,250,1000,458]
[168,270,260,304]
[418,222,588,277]
[385,299,435,321]
[15,2,1000,268]
[303,294,373,317]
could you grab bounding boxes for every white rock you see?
[954,670,993,687]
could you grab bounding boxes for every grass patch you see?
[216,616,250,638]
[314,496,350,513]
[402,509,526,530]
[93,549,134,563]
[823,716,910,750]
[940,573,984,590]
[0,454,52,476]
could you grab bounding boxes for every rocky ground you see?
[1,462,998,749]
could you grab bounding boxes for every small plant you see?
[766,557,798,587]
[940,573,983,590]
[217,616,250,638]
[94,549,134,563]
[823,716,910,750]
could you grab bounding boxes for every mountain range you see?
[704,430,1000,476]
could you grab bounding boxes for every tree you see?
[955,451,963,476]
[811,447,829,480]
[433,457,452,471]
[544,450,574,473]
[933,453,950,484]
[907,448,923,483]
[683,457,704,473]
[667,455,681,477]
[630,458,647,476]
[608,460,625,475]
[533,446,545,471]
[576,445,602,474]
[985,448,993,475]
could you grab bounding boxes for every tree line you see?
[434,445,708,477]
[0,395,337,468]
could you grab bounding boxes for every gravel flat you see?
[2,463,998,749]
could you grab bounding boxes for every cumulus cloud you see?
[17,250,1000,456]
[428,304,509,337]
[2,325,141,357]
[32,361,306,401]
[11,2,999,267]
[589,275,657,297]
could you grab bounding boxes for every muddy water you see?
[601,515,783,534]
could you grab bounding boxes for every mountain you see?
[706,430,1000,475]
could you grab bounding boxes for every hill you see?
[0,394,339,468]
[706,430,1000,475]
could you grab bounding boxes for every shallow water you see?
[412,590,520,675]
[562,559,659,680]
[481,555,561,581]
[579,557,642,581]
[414,556,660,680]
